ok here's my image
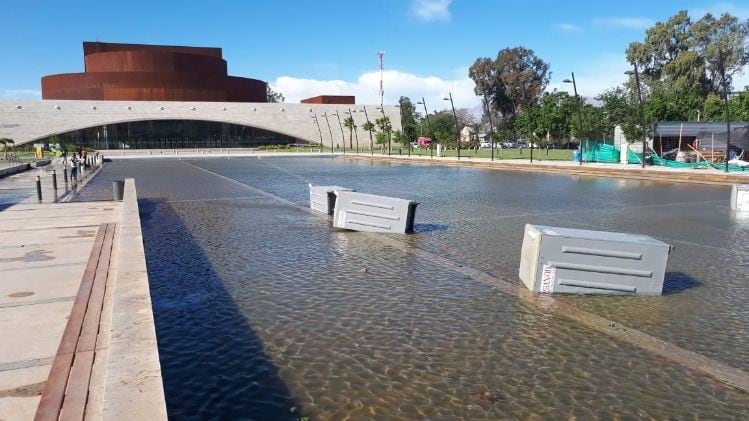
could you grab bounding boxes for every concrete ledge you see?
[0,163,30,178]
[102,178,167,419]
[30,159,52,168]
[350,155,749,186]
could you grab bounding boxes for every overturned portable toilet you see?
[730,184,749,212]
[518,224,672,295]
[309,185,355,215]
[333,191,418,234]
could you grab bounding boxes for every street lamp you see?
[322,112,334,155]
[347,108,360,154]
[312,114,324,152]
[443,92,460,160]
[711,54,731,173]
[333,111,346,155]
[417,97,435,159]
[483,96,496,161]
[362,105,374,155]
[563,73,584,165]
[625,65,647,168]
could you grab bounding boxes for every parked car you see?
[480,141,492,149]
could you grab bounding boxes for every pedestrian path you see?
[0,200,120,420]
[0,157,102,208]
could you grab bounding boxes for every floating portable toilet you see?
[730,184,749,212]
[333,191,418,234]
[519,224,672,295]
[309,185,354,215]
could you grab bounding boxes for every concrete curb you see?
[349,155,749,186]
[102,178,167,419]
[0,163,30,178]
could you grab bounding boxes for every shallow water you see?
[76,157,749,419]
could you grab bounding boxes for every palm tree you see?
[0,138,12,160]
[362,121,375,151]
[342,116,356,149]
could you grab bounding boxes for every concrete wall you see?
[0,100,402,148]
[103,178,167,419]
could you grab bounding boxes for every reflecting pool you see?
[76,157,749,419]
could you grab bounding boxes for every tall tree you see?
[421,111,460,146]
[692,12,749,93]
[469,46,551,135]
[625,10,748,123]
[398,96,419,145]
[266,85,285,103]
[342,116,356,149]
[375,116,392,152]
[362,120,375,151]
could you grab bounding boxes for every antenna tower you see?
[377,50,385,107]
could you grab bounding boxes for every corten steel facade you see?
[301,95,355,105]
[42,42,267,102]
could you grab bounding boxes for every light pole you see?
[483,96,496,161]
[417,97,435,159]
[625,65,647,168]
[713,54,731,173]
[323,112,334,154]
[443,92,460,160]
[347,108,360,154]
[563,73,584,165]
[334,111,346,155]
[312,114,323,152]
[363,105,374,156]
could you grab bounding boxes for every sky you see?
[1,0,748,112]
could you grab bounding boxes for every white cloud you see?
[0,89,41,99]
[411,0,451,22]
[547,54,631,99]
[272,68,480,111]
[556,23,582,33]
[593,17,654,29]
[732,68,749,90]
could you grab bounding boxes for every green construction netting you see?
[580,140,746,171]
[581,140,620,163]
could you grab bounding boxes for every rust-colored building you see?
[42,42,267,102]
[301,95,355,105]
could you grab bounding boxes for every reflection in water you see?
[74,158,749,419]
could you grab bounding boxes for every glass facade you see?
[43,119,307,149]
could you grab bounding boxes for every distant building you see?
[301,95,355,105]
[1,42,402,149]
[42,41,267,102]
[459,126,473,144]
[654,122,748,157]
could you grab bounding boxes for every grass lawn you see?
[254,145,575,161]
[404,147,574,161]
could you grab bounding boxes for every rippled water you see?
[76,157,749,419]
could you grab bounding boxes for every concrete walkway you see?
[0,164,165,419]
[0,201,120,419]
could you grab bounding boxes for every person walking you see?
[70,154,79,188]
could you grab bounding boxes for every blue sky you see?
[2,0,748,110]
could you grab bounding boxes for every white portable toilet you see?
[519,224,672,295]
[731,184,749,211]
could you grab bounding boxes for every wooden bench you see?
[34,223,116,421]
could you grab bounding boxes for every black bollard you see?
[63,164,68,184]
[36,176,42,201]
[52,170,58,190]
